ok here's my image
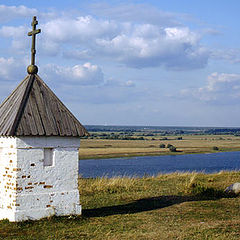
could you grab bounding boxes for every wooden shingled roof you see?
[0,74,88,137]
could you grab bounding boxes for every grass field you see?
[1,171,240,239]
[79,134,240,159]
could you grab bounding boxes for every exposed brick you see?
[25,186,34,189]
[12,168,21,171]
[43,185,53,189]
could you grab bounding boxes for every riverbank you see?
[79,135,240,159]
[2,171,240,239]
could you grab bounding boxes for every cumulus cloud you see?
[0,5,209,70]
[95,26,208,69]
[0,5,37,23]
[43,62,104,85]
[181,72,240,103]
[40,15,208,70]
[42,16,118,43]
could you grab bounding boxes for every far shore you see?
[79,149,240,160]
[79,134,240,160]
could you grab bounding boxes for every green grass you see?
[1,171,240,239]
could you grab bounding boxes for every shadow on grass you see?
[83,189,237,217]
[83,194,224,218]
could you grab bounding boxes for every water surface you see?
[79,151,240,178]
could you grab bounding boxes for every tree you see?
[213,146,219,151]
[169,145,177,152]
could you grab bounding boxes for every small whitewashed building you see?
[0,16,88,222]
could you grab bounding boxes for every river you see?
[79,151,240,178]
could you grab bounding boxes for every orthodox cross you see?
[28,16,41,66]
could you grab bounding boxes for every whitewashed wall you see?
[0,136,81,222]
[0,137,18,221]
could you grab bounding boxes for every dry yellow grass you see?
[79,135,240,159]
[2,172,240,239]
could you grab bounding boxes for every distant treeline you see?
[84,125,240,136]
[204,128,240,135]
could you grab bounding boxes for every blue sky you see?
[0,1,240,127]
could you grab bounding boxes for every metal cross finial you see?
[27,16,41,74]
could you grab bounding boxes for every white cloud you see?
[0,7,209,70]
[0,25,28,51]
[0,5,37,23]
[42,16,118,43]
[47,16,208,70]
[95,25,208,69]
[43,62,104,85]
[0,57,26,80]
[181,72,240,103]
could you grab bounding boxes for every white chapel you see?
[0,16,88,222]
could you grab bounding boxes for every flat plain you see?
[79,134,240,159]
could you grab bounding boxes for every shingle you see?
[0,74,88,137]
